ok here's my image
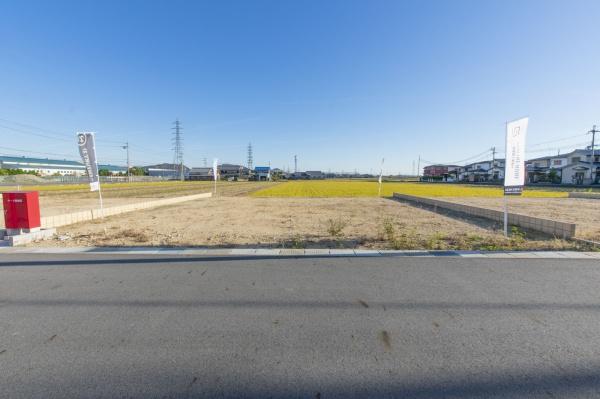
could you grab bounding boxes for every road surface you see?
[1,253,600,398]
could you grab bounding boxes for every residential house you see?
[423,165,461,181]
[254,166,271,181]
[526,149,600,185]
[305,170,325,179]
[457,159,505,182]
[220,164,250,180]
[188,167,214,181]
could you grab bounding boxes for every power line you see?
[0,118,125,144]
[420,148,493,166]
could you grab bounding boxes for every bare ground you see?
[35,197,582,250]
[0,181,273,228]
[438,197,600,241]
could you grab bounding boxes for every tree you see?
[129,167,147,176]
[548,169,559,184]
[99,169,111,176]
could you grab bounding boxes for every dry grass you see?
[252,180,566,198]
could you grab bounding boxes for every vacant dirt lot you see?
[438,197,600,241]
[36,197,580,250]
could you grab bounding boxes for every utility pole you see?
[589,125,599,183]
[294,155,298,174]
[123,142,130,182]
[202,158,207,167]
[589,125,598,159]
[417,155,421,180]
[172,119,184,181]
[491,146,496,180]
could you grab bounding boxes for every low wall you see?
[392,193,576,239]
[568,192,600,200]
[40,192,212,229]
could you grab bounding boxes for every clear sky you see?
[1,0,599,174]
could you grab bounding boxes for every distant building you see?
[423,164,461,181]
[188,167,214,181]
[141,163,189,179]
[254,166,271,181]
[526,149,600,185]
[0,155,126,176]
[220,164,250,180]
[456,159,505,182]
[305,170,325,179]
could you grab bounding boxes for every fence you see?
[41,192,212,229]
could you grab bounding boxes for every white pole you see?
[503,194,508,237]
[98,184,104,214]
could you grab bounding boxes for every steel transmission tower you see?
[294,155,298,173]
[172,119,184,181]
[247,142,253,171]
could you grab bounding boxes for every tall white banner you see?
[213,158,218,181]
[504,117,528,195]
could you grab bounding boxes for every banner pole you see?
[503,194,508,237]
[98,184,104,213]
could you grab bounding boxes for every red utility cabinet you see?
[2,191,41,230]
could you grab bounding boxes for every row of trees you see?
[0,168,39,176]
[98,167,147,176]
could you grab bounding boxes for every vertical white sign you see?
[378,158,384,196]
[213,158,218,181]
[504,117,528,195]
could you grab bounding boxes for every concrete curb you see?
[0,247,599,259]
[40,192,213,229]
[392,193,577,239]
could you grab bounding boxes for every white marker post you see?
[213,158,218,195]
[378,158,385,197]
[503,117,528,236]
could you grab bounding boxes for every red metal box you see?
[2,191,41,229]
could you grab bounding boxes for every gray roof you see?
[0,155,126,172]
[0,155,82,167]
[189,167,212,174]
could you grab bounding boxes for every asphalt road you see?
[1,254,600,398]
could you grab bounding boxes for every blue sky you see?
[1,0,599,173]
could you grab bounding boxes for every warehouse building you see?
[0,155,126,176]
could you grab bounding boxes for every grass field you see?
[252,180,567,198]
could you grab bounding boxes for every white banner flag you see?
[378,158,384,196]
[213,158,218,181]
[77,132,100,192]
[504,117,528,195]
